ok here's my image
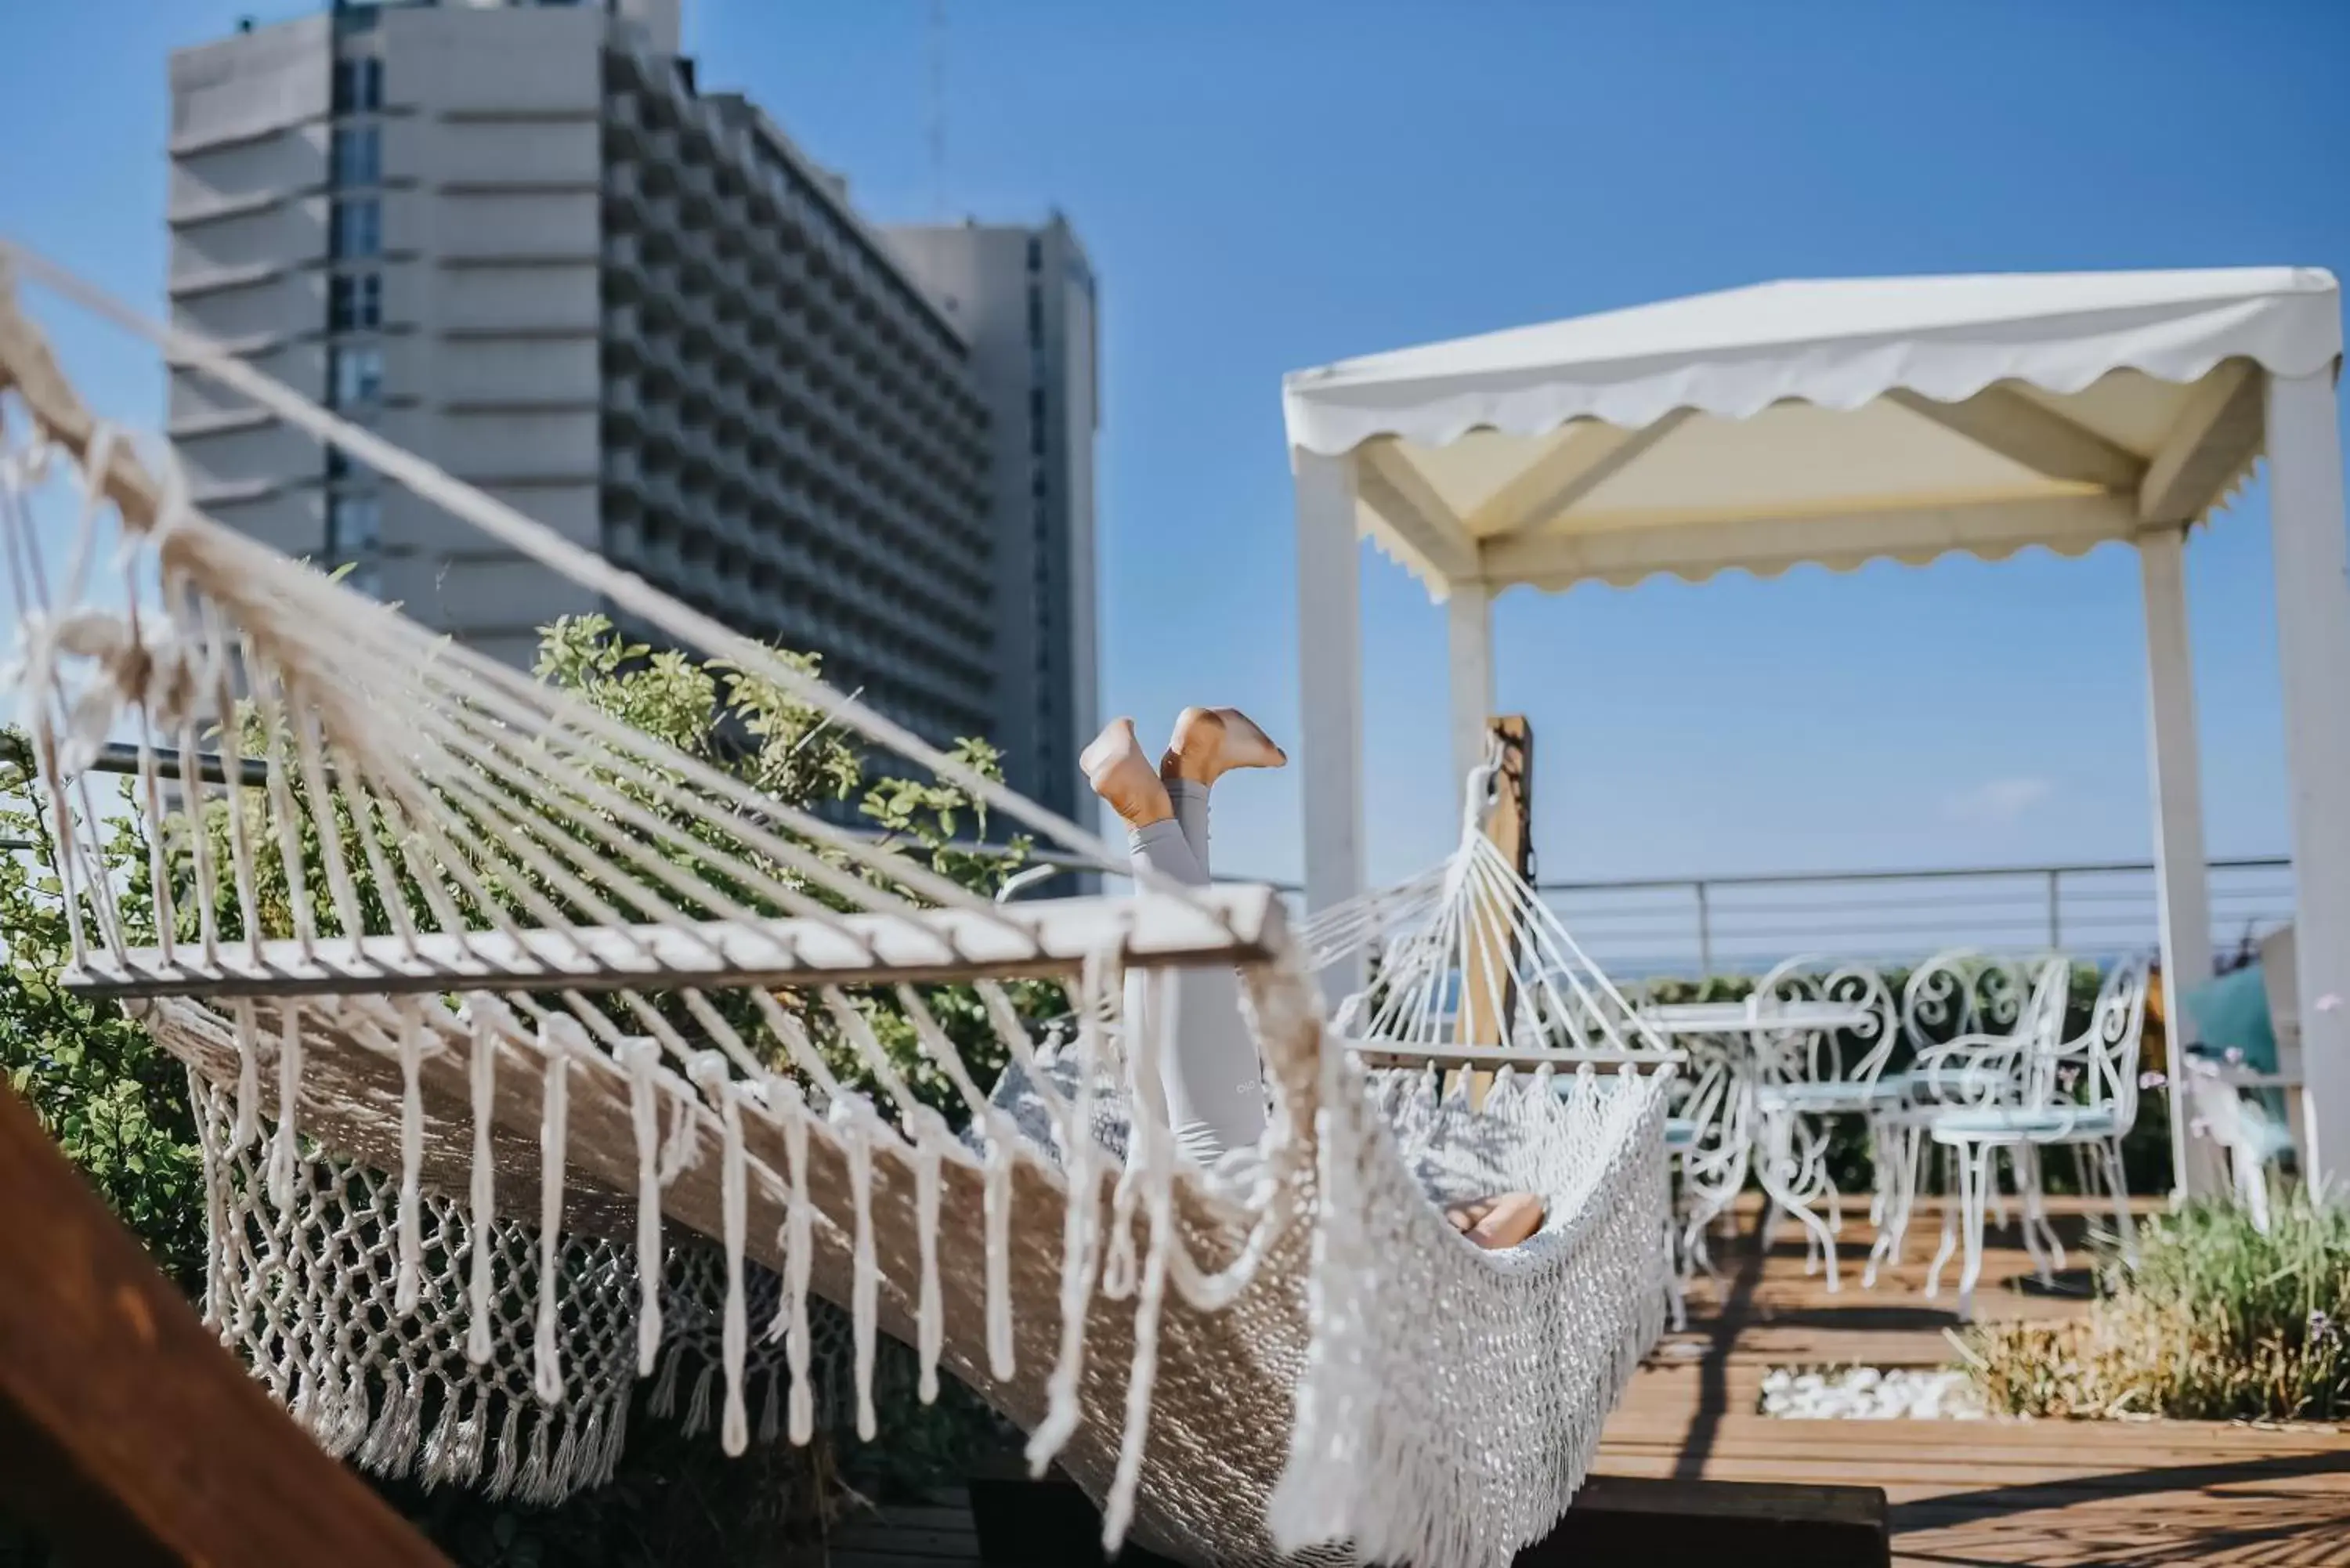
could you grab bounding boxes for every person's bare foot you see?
[1447,1190,1545,1249]
[1082,717,1174,828]
[1161,706,1288,786]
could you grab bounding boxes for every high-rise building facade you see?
[166,0,1093,773]
[882,220,1100,822]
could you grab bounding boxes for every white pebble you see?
[1758,1366,1983,1421]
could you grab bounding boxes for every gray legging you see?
[1126,777,1267,1163]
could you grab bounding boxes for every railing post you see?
[1694,880,1713,977]
[2045,868,2063,950]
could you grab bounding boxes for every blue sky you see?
[3,1,2347,891]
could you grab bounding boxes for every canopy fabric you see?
[1282,269,2342,593]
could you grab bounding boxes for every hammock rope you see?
[0,238,1674,1568]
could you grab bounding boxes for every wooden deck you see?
[1596,1197,2350,1566]
[828,1196,2350,1566]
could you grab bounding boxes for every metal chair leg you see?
[1956,1140,1994,1321]
[1925,1143,1960,1299]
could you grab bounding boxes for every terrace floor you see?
[1597,1195,2350,1566]
[828,1195,2350,1567]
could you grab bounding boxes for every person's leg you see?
[1158,706,1287,872]
[1084,718,1267,1164]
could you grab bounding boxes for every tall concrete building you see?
[166,0,1096,794]
[883,220,1100,823]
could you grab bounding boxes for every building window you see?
[328,273,381,331]
[331,125,381,186]
[331,57,383,113]
[327,492,381,555]
[1026,286,1043,348]
[331,198,381,258]
[1025,236,1041,273]
[327,345,384,409]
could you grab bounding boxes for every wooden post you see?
[0,1081,450,1567]
[1457,717,1533,1101]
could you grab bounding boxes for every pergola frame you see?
[1285,269,2348,1195]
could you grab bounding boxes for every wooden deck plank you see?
[1595,1196,2350,1566]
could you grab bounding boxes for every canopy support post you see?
[2265,367,2350,1192]
[2138,526,2221,1198]
[1295,446,1368,1004]
[1447,582,1495,818]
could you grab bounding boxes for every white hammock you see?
[0,241,1670,1568]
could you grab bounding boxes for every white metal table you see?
[1639,999,1882,1291]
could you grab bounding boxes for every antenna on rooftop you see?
[926,0,949,219]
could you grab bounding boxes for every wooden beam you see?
[1458,718,1532,1108]
[1883,385,2146,491]
[0,1080,451,1567]
[1355,439,1480,583]
[2138,358,2264,523]
[1470,411,1694,540]
[64,885,1289,1001]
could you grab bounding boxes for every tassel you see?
[911,1111,945,1404]
[831,1097,880,1443]
[775,1078,816,1445]
[620,1038,665,1375]
[534,1016,577,1407]
[984,1129,1015,1379]
[230,999,261,1150]
[192,1073,226,1329]
[648,1341,686,1419]
[395,1003,426,1315]
[758,1369,783,1445]
[465,1000,506,1364]
[269,1002,303,1209]
[687,1050,750,1456]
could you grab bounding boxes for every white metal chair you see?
[1665,1031,1751,1288]
[1866,951,2052,1287]
[1922,957,2149,1318]
[1747,956,1899,1292]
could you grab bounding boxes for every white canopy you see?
[1285,267,2350,1194]
[1285,269,2340,594]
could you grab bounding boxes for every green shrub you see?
[1960,1195,2350,1422]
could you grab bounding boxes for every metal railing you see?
[5,742,2296,974]
[1538,857,2295,978]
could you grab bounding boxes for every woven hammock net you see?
[0,241,1674,1568]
